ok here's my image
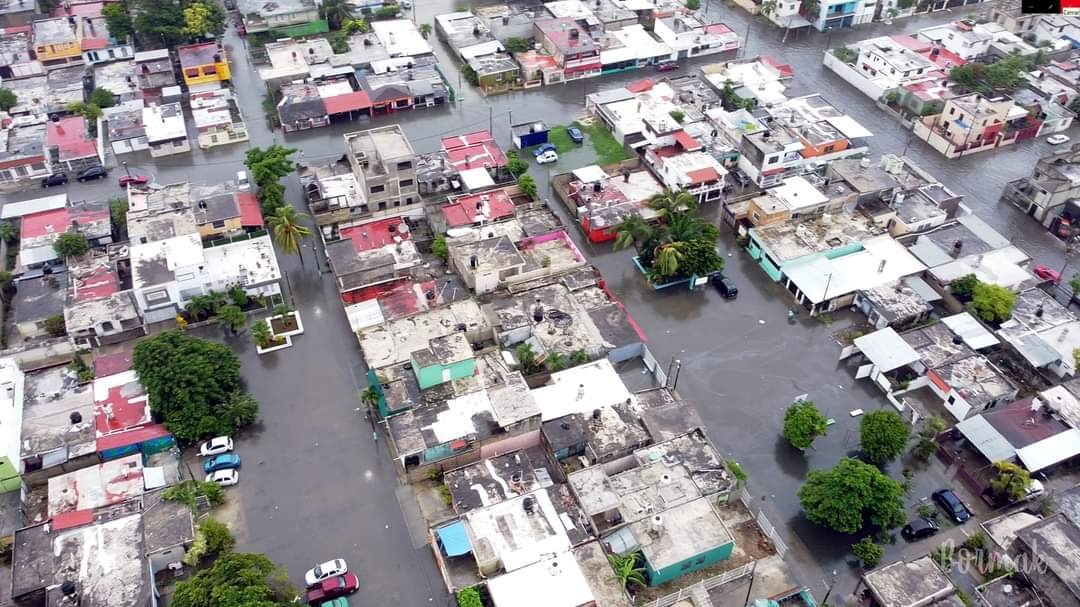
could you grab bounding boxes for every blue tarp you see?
[437,521,471,557]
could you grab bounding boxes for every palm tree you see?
[546,351,567,372]
[647,189,698,219]
[613,214,654,251]
[319,0,355,30]
[272,303,292,318]
[608,553,647,591]
[760,0,777,15]
[251,319,273,348]
[361,385,380,412]
[185,295,214,321]
[216,304,247,335]
[652,242,686,278]
[515,343,539,373]
[205,291,229,314]
[667,212,716,243]
[267,206,314,266]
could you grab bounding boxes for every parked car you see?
[305,559,348,587]
[317,599,349,607]
[1033,264,1062,284]
[237,170,250,191]
[730,169,750,188]
[205,468,239,487]
[41,173,68,188]
[535,150,559,164]
[901,517,940,541]
[1048,134,1070,145]
[306,573,359,604]
[118,174,149,188]
[932,489,971,523]
[567,126,584,144]
[76,165,108,182]
[203,453,241,474]
[198,436,234,457]
[1025,479,1045,500]
[655,61,679,72]
[532,143,557,157]
[713,276,738,299]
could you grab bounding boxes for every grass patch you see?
[578,120,632,165]
[545,125,576,154]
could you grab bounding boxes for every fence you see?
[739,488,788,557]
[644,562,755,607]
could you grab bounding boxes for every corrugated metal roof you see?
[854,328,921,372]
[957,415,1015,463]
[1017,428,1080,472]
[942,312,1000,350]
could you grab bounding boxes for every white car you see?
[236,170,251,191]
[205,469,239,487]
[198,436,234,457]
[1048,134,1070,145]
[305,559,348,587]
[535,150,559,164]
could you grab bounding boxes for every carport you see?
[852,328,922,393]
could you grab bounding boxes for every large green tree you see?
[53,232,89,259]
[989,461,1032,502]
[631,190,722,282]
[101,3,133,42]
[183,0,226,38]
[859,410,910,464]
[171,553,294,607]
[88,87,116,109]
[319,0,356,30]
[244,145,297,214]
[798,458,906,534]
[0,88,17,112]
[970,282,1016,323]
[783,400,828,450]
[133,0,187,46]
[132,331,257,441]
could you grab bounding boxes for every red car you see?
[119,174,149,188]
[1033,264,1062,284]
[655,61,680,72]
[306,573,359,605]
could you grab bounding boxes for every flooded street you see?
[2,0,1073,600]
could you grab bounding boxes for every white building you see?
[143,103,190,158]
[131,234,282,319]
[190,89,248,149]
[104,101,149,156]
[916,22,993,61]
[0,358,25,493]
[371,20,434,58]
[812,0,876,31]
[652,14,740,60]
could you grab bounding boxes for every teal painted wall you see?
[645,540,735,586]
[412,357,477,390]
[823,242,864,260]
[0,457,21,493]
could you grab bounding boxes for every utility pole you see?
[742,561,759,606]
[489,106,494,135]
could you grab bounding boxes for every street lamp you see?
[821,570,839,605]
[122,160,130,178]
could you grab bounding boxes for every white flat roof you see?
[1,194,67,219]
[855,328,921,372]
[610,24,672,60]
[425,389,494,443]
[784,235,926,304]
[572,165,607,183]
[371,20,432,57]
[1017,428,1080,472]
[931,246,1033,290]
[956,414,1015,463]
[530,358,632,421]
[465,489,572,573]
[460,40,504,61]
[772,176,828,211]
[942,312,1000,350]
[488,554,594,607]
[460,166,496,191]
[345,299,384,332]
[825,115,873,139]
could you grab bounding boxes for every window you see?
[681,562,692,571]
[370,184,385,194]
[400,179,414,187]
[947,394,956,404]
[695,556,706,565]
[145,289,170,303]
[203,65,217,75]
[823,144,835,153]
[378,201,387,210]
[212,220,226,228]
[185,68,200,78]
[396,161,412,171]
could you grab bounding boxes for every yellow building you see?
[177,42,231,88]
[32,18,82,63]
[193,193,243,239]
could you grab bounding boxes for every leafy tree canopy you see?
[101,2,133,42]
[53,232,89,258]
[183,0,227,38]
[171,552,294,607]
[859,410,910,464]
[88,87,116,109]
[783,400,828,450]
[0,88,18,112]
[990,460,1031,501]
[970,281,1016,323]
[133,0,187,46]
[798,457,906,534]
[503,37,530,53]
[950,273,980,300]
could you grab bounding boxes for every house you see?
[1001,143,1080,234]
[0,27,40,82]
[439,188,517,233]
[599,24,673,74]
[411,333,477,390]
[344,125,421,214]
[989,0,1044,35]
[256,37,334,87]
[133,49,176,101]
[51,1,132,64]
[17,198,111,270]
[12,274,65,339]
[276,82,328,134]
[448,236,527,295]
[31,17,82,64]
[93,369,173,460]
[516,50,563,87]
[176,42,230,90]
[0,358,24,492]
[190,88,248,149]
[143,103,190,157]
[567,430,737,586]
[192,192,243,239]
[644,135,728,203]
[469,54,521,96]
[854,278,937,330]
[19,364,95,478]
[652,14,740,60]
[701,56,793,110]
[1012,515,1080,607]
[142,489,195,574]
[913,93,1028,159]
[104,100,148,155]
[563,163,666,243]
[46,115,100,174]
[237,0,320,34]
[998,288,1080,379]
[324,217,423,294]
[861,556,957,607]
[371,19,433,59]
[441,130,510,185]
[907,215,1034,297]
[916,21,994,61]
[434,11,501,63]
[534,18,601,82]
[64,259,143,348]
[0,119,50,184]
[356,57,448,113]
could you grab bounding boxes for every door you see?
[442,368,452,384]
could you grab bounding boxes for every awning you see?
[1017,428,1080,472]
[854,328,921,372]
[674,130,702,152]
[942,312,999,350]
[97,423,172,453]
[956,415,1016,463]
[825,115,873,140]
[237,191,264,228]
[436,521,471,557]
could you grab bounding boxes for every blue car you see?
[203,453,242,474]
[567,126,584,144]
[532,143,557,157]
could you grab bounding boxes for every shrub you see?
[852,537,884,568]
[457,587,483,607]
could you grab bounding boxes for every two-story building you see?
[534,18,601,82]
[143,103,190,157]
[31,17,81,64]
[652,14,740,60]
[1001,143,1080,234]
[176,42,230,92]
[913,93,1027,158]
[236,0,320,35]
[51,1,132,65]
[189,89,248,149]
[916,21,994,61]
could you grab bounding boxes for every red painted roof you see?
[442,189,515,227]
[626,78,653,93]
[444,140,507,170]
[323,91,372,115]
[237,191,263,227]
[341,217,410,253]
[96,423,171,452]
[52,1,108,17]
[761,56,794,78]
[442,130,496,150]
[94,378,150,434]
[94,351,132,377]
[704,23,734,35]
[673,130,702,152]
[47,116,97,162]
[81,37,109,51]
[21,207,70,239]
[686,167,721,184]
[69,265,118,302]
[51,509,95,531]
[0,25,32,35]
[891,34,966,68]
